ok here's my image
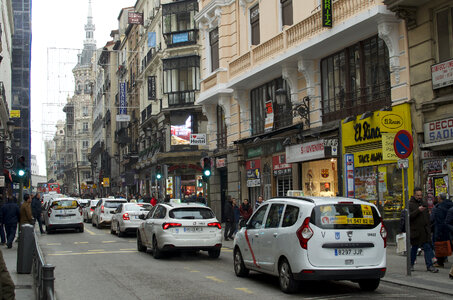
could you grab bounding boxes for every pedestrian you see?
[196,192,206,206]
[445,205,453,279]
[255,196,264,210]
[150,193,157,206]
[409,187,438,273]
[0,205,5,246]
[0,197,20,249]
[233,198,240,235]
[19,194,34,226]
[431,193,453,267]
[239,199,253,226]
[164,194,170,203]
[0,248,15,299]
[223,196,235,241]
[31,192,45,234]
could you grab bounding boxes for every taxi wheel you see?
[233,248,249,277]
[208,249,221,258]
[92,217,96,227]
[278,258,298,294]
[137,233,146,252]
[358,279,380,291]
[117,224,124,237]
[110,224,115,234]
[78,225,84,233]
[152,236,163,259]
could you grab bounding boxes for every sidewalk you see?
[221,239,453,295]
[1,244,35,300]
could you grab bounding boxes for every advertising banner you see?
[424,117,453,144]
[128,12,143,25]
[432,59,453,89]
[344,154,354,197]
[286,140,325,163]
[119,82,127,115]
[148,76,156,100]
[322,0,333,28]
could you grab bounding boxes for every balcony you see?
[164,29,198,48]
[115,127,131,145]
[168,91,196,107]
[140,47,159,74]
[141,104,153,124]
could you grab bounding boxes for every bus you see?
[37,183,61,194]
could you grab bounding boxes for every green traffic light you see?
[203,169,211,177]
[156,174,162,180]
[18,169,25,177]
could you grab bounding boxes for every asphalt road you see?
[38,225,451,300]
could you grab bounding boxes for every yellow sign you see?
[347,218,374,225]
[93,184,97,189]
[354,149,387,168]
[103,178,110,187]
[381,132,398,161]
[10,110,20,118]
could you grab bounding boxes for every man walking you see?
[431,193,453,267]
[0,197,20,249]
[20,194,33,226]
[255,196,264,210]
[31,192,44,234]
[409,187,438,273]
[223,197,234,241]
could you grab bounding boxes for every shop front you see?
[166,163,203,201]
[341,103,414,239]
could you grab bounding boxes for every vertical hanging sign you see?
[117,82,130,122]
[344,154,355,197]
[148,76,156,100]
[322,0,333,28]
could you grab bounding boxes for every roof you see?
[266,196,375,206]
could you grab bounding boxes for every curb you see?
[381,276,453,296]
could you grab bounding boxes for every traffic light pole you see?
[19,178,23,204]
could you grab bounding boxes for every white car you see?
[92,198,127,228]
[44,197,84,233]
[137,203,222,258]
[83,199,100,223]
[111,203,151,236]
[233,196,387,293]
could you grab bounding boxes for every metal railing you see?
[32,232,55,300]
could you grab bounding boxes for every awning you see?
[421,139,453,151]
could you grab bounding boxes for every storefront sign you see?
[10,110,20,118]
[421,150,435,160]
[264,100,274,132]
[424,117,453,144]
[422,160,443,174]
[148,76,156,100]
[272,154,291,176]
[354,149,385,168]
[381,132,398,161]
[172,32,189,44]
[190,134,206,145]
[381,114,404,130]
[344,154,354,197]
[216,158,226,168]
[432,59,453,89]
[168,164,202,172]
[322,0,333,28]
[103,178,110,187]
[119,82,127,115]
[128,12,143,25]
[247,147,262,158]
[353,121,381,142]
[246,159,261,187]
[286,140,325,163]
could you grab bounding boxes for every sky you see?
[31,0,136,175]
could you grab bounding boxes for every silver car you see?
[83,199,99,223]
[137,203,222,258]
[92,198,127,228]
[111,203,151,236]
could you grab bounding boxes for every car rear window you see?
[105,201,125,208]
[124,204,150,211]
[311,203,380,229]
[51,200,78,210]
[169,208,214,219]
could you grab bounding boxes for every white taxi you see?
[137,203,222,258]
[233,196,387,293]
[44,197,84,233]
[111,203,151,236]
[92,198,127,228]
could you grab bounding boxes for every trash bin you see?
[17,224,35,274]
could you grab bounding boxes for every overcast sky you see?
[31,0,135,175]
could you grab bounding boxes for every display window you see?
[302,159,338,197]
[276,175,293,196]
[354,164,402,220]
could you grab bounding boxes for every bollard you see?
[17,224,35,274]
[42,264,55,300]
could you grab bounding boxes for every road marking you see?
[48,250,136,256]
[206,276,224,283]
[119,248,136,251]
[47,243,61,246]
[74,242,89,244]
[88,249,105,252]
[101,241,116,244]
[190,270,200,273]
[128,241,135,243]
[55,251,73,253]
[85,228,97,236]
[235,288,253,294]
[222,248,233,252]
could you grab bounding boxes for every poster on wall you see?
[171,115,192,145]
[344,154,354,198]
[434,177,448,196]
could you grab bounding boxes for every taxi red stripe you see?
[244,229,260,268]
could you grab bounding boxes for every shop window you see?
[216,105,227,149]
[210,28,219,72]
[435,7,453,62]
[170,112,195,147]
[250,5,260,46]
[250,78,292,135]
[277,175,293,197]
[162,0,198,47]
[321,35,390,122]
[281,0,293,27]
[302,159,338,197]
[163,56,200,106]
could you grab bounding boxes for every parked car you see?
[83,199,100,223]
[233,196,387,293]
[137,203,222,258]
[111,203,151,236]
[43,197,84,233]
[92,198,127,228]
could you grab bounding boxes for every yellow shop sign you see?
[380,114,404,130]
[353,149,392,167]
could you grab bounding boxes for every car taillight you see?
[101,205,104,213]
[162,222,182,230]
[380,219,387,248]
[47,208,52,217]
[296,217,313,249]
[123,213,130,220]
[90,207,94,211]
[208,222,222,229]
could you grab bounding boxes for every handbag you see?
[434,240,452,257]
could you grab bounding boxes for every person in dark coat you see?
[223,197,234,241]
[0,197,20,248]
[409,187,438,273]
[0,204,5,245]
[431,194,453,267]
[239,199,253,223]
[233,198,240,235]
[31,192,44,234]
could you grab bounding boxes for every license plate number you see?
[335,249,363,256]
[184,227,203,232]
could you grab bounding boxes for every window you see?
[82,140,88,149]
[162,0,198,47]
[163,56,200,106]
[321,35,390,122]
[82,106,89,117]
[281,0,293,27]
[251,78,292,135]
[153,205,167,219]
[217,105,227,149]
[436,8,453,62]
[247,204,268,229]
[83,122,89,132]
[210,28,219,72]
[169,208,215,219]
[282,205,299,227]
[250,5,260,45]
[265,204,284,228]
[311,203,380,229]
[83,171,90,180]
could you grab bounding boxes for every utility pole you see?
[75,143,81,196]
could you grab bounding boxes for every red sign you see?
[393,130,413,159]
[128,12,144,25]
[246,159,261,170]
[272,155,290,170]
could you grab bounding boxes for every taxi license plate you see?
[184,227,203,232]
[335,249,363,256]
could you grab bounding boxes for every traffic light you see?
[197,179,203,187]
[156,165,162,180]
[202,157,211,182]
[17,156,26,178]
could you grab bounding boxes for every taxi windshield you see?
[51,200,78,210]
[311,203,380,229]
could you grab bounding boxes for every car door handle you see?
[273,233,278,237]
[254,233,259,237]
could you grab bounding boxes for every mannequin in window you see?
[320,182,334,197]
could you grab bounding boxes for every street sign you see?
[397,159,409,169]
[393,130,413,159]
